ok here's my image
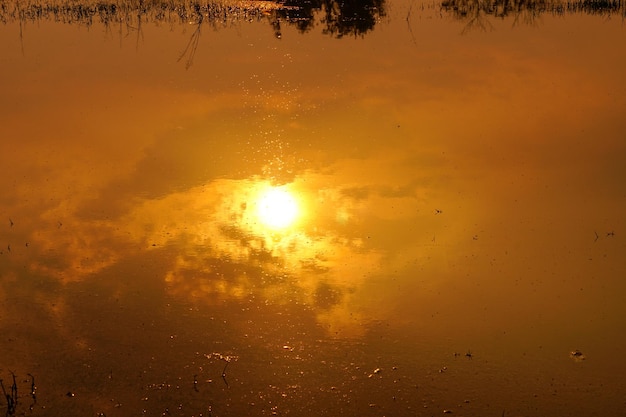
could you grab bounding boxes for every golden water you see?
[1,0,625,415]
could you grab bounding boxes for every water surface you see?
[1,0,625,415]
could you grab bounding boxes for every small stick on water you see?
[0,379,9,410]
[29,374,36,395]
[1,374,16,415]
[10,371,18,406]
[28,373,37,409]
[193,374,199,392]
[221,361,229,388]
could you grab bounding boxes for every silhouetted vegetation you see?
[1,0,386,68]
[2,0,622,66]
[0,0,385,38]
[440,0,624,30]
[1,0,623,35]
[276,0,386,38]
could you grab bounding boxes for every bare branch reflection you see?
[178,19,203,69]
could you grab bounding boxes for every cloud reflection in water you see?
[120,174,398,338]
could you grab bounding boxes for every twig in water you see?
[221,361,229,388]
[1,374,16,416]
[27,373,37,411]
[0,379,9,410]
[10,372,17,403]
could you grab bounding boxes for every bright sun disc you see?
[257,187,299,229]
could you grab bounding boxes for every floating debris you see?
[570,350,585,362]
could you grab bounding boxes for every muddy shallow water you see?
[1,0,625,415]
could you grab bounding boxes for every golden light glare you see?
[256,187,299,229]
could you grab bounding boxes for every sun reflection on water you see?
[255,185,300,230]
